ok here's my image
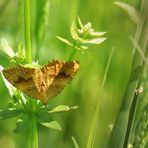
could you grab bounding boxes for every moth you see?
[2,60,79,105]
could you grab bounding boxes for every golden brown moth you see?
[2,60,79,105]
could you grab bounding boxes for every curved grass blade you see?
[71,136,80,148]
[114,1,140,25]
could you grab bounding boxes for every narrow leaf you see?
[35,0,50,48]
[0,108,23,120]
[70,21,79,40]
[77,16,84,29]
[48,105,78,113]
[71,136,80,148]
[17,42,25,59]
[35,111,53,123]
[114,1,140,25]
[41,121,62,131]
[130,37,146,61]
[89,31,106,37]
[56,36,73,46]
[80,46,88,50]
[0,65,16,96]
[13,115,31,133]
[0,39,15,58]
[80,38,106,45]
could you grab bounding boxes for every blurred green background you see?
[0,0,140,148]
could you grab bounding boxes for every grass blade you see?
[108,1,148,147]
[87,47,115,148]
[71,136,80,148]
[114,1,140,25]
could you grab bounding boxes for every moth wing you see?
[3,66,37,95]
[2,61,79,105]
[2,66,34,85]
[42,61,79,104]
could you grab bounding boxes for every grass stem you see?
[87,47,115,148]
[68,49,77,61]
[24,0,38,147]
[28,117,38,148]
[24,0,32,63]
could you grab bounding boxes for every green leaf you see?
[21,61,42,69]
[80,38,106,45]
[0,66,16,97]
[114,1,140,25]
[35,0,50,48]
[48,105,78,113]
[0,108,23,120]
[80,46,88,50]
[13,115,31,133]
[74,46,81,50]
[0,39,15,58]
[107,111,129,148]
[70,21,79,40]
[17,42,25,59]
[41,121,62,131]
[130,37,146,61]
[56,36,73,46]
[77,16,84,29]
[35,111,53,123]
[89,31,106,37]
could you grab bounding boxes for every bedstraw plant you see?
[0,0,78,148]
[0,0,106,148]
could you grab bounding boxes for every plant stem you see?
[24,0,32,63]
[24,0,37,147]
[28,117,38,148]
[27,98,38,148]
[68,48,77,61]
[68,40,78,61]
